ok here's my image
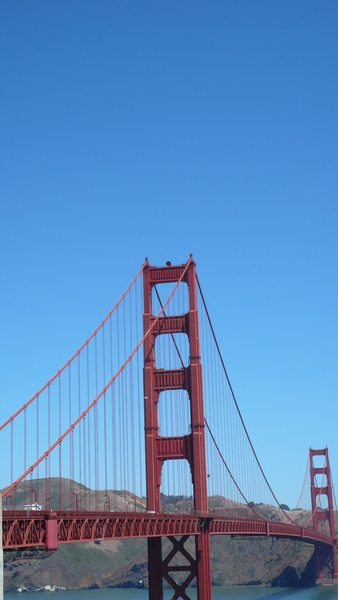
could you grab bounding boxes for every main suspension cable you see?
[196,274,295,524]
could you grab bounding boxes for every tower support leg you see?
[148,537,163,600]
[196,524,212,599]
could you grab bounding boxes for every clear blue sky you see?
[1,1,337,509]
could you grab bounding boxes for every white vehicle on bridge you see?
[23,502,42,511]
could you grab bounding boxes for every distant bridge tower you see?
[143,257,212,600]
[310,447,338,583]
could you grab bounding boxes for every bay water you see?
[5,587,338,600]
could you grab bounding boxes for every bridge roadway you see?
[2,510,334,552]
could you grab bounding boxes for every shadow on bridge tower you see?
[310,447,338,584]
[143,257,212,600]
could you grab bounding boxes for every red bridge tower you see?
[310,447,338,583]
[143,257,212,600]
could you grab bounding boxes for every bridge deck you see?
[2,511,334,551]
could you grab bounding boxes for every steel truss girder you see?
[2,512,335,551]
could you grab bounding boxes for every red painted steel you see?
[143,257,211,600]
[310,447,338,581]
[2,260,338,591]
[2,512,335,551]
[45,518,58,551]
[151,315,188,335]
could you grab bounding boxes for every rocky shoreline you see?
[4,532,322,593]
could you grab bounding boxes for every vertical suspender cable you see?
[36,395,39,483]
[47,385,51,508]
[111,312,117,511]
[109,313,113,504]
[123,297,127,506]
[83,413,86,509]
[87,343,91,508]
[135,278,142,504]
[130,290,135,500]
[10,419,13,501]
[103,323,108,496]
[115,306,120,511]
[77,353,82,491]
[58,374,62,510]
[24,409,27,507]
[68,364,73,505]
[94,333,99,509]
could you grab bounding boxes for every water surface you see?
[6,586,338,600]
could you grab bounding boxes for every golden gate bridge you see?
[1,257,337,599]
